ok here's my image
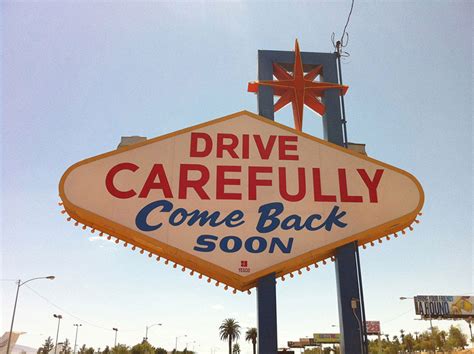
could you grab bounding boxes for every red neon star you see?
[248,40,348,131]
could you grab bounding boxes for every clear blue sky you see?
[1,1,472,353]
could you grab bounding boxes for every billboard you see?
[60,111,424,291]
[414,296,473,319]
[366,321,381,335]
[287,341,303,348]
[313,333,340,344]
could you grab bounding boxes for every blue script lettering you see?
[256,202,347,233]
[135,200,245,232]
[136,200,173,231]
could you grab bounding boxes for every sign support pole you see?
[257,274,278,354]
[256,48,366,354]
[256,52,278,354]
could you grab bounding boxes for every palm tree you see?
[232,343,240,354]
[245,328,257,354]
[219,318,241,354]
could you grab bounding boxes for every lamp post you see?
[73,324,82,354]
[112,328,118,348]
[6,276,55,354]
[174,335,187,352]
[53,314,63,354]
[144,323,162,342]
[400,296,435,352]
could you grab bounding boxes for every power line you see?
[331,0,355,58]
[24,285,140,333]
[340,0,355,44]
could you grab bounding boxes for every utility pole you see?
[73,324,82,354]
[53,314,63,354]
[144,323,162,342]
[6,276,55,354]
[112,328,118,348]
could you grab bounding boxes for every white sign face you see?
[60,111,424,290]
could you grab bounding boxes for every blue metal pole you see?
[256,51,278,354]
[335,243,364,354]
[257,274,278,354]
[321,52,365,354]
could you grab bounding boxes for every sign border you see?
[59,110,424,291]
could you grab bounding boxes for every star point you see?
[248,40,348,131]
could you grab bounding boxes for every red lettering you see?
[178,164,210,199]
[357,169,384,203]
[313,168,337,202]
[278,136,299,160]
[248,166,273,200]
[190,132,212,158]
[105,163,138,199]
[242,134,249,159]
[338,168,363,202]
[138,164,173,198]
[254,135,277,160]
[216,165,241,200]
[279,167,306,201]
[217,133,239,158]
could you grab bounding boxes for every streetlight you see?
[6,276,55,354]
[73,324,82,354]
[112,328,118,348]
[400,296,435,352]
[175,335,187,352]
[144,323,162,342]
[53,314,63,354]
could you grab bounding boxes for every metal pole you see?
[256,273,278,354]
[335,48,349,147]
[54,315,62,354]
[73,324,81,354]
[6,276,55,354]
[145,326,148,341]
[355,246,368,353]
[468,320,473,342]
[429,317,435,352]
[256,51,278,354]
[175,337,178,352]
[6,280,21,354]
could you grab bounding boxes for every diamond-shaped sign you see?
[59,111,424,291]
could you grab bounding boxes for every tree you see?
[131,342,155,354]
[61,339,72,354]
[219,318,241,354]
[112,344,129,354]
[78,345,87,354]
[154,349,167,354]
[37,337,54,354]
[245,328,257,354]
[103,346,111,354]
[232,343,240,354]
[446,325,467,349]
[403,333,415,351]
